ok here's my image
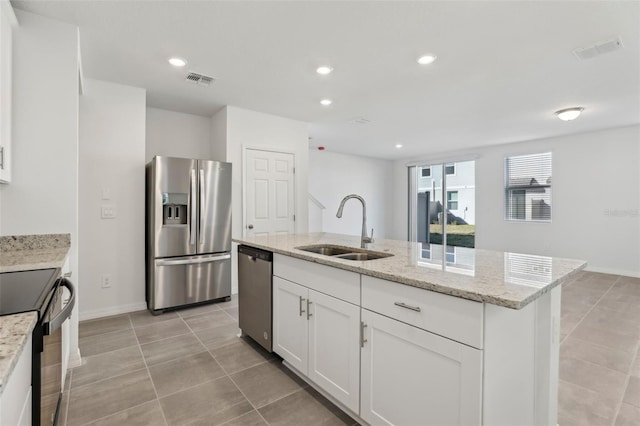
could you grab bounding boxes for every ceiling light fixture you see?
[316,66,333,75]
[395,144,403,149]
[555,107,584,121]
[320,99,333,106]
[417,54,437,65]
[168,57,187,67]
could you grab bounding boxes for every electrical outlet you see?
[101,274,112,289]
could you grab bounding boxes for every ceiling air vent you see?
[573,37,623,60]
[185,71,215,86]
[349,117,371,125]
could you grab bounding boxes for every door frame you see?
[242,145,297,238]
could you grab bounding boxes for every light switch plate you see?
[101,205,116,219]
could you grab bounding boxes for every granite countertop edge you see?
[0,312,38,396]
[234,236,587,310]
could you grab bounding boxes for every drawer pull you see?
[360,322,368,347]
[394,302,421,312]
[307,299,313,320]
[299,296,306,316]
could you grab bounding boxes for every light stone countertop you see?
[234,232,586,310]
[0,233,71,396]
[0,312,37,395]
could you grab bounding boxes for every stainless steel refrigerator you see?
[146,156,232,314]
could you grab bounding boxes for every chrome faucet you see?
[336,194,374,248]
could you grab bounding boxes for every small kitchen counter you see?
[0,233,71,395]
[0,312,37,395]
[234,232,586,309]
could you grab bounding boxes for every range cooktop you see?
[0,269,59,316]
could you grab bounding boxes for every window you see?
[421,167,431,178]
[445,163,455,175]
[447,191,458,210]
[505,152,552,221]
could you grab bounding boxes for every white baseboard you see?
[68,348,82,369]
[584,266,640,278]
[79,302,147,321]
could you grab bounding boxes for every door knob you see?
[247,224,254,229]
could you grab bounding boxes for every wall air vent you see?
[349,117,371,125]
[573,37,623,60]
[185,71,215,86]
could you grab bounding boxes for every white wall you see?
[0,10,80,359]
[79,79,146,319]
[210,107,227,162]
[391,125,640,277]
[145,107,211,162]
[212,105,309,292]
[309,150,393,238]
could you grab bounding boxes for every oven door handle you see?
[43,278,76,336]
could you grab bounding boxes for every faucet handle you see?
[364,228,374,244]
[370,228,374,240]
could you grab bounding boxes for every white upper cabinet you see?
[0,0,16,183]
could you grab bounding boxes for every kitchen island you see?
[234,233,586,426]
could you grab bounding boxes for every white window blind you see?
[505,152,552,222]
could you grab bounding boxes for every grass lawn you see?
[428,224,476,248]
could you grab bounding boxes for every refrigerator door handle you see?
[156,253,231,267]
[199,168,205,245]
[190,168,197,245]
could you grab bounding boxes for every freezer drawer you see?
[151,253,231,311]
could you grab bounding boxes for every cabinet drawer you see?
[362,275,483,349]
[274,254,360,305]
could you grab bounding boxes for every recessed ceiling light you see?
[555,107,584,121]
[417,54,437,65]
[168,57,187,67]
[320,99,333,106]
[316,66,333,75]
[395,144,403,149]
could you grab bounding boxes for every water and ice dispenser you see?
[162,192,188,225]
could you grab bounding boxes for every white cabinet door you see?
[273,276,308,373]
[308,289,361,413]
[361,310,482,426]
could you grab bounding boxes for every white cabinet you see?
[0,0,16,183]
[360,309,482,426]
[273,276,361,413]
[0,334,32,426]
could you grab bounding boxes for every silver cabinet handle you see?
[156,254,230,267]
[306,299,312,320]
[394,302,422,312]
[360,321,368,347]
[190,169,197,245]
[299,296,306,316]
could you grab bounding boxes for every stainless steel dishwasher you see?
[238,245,273,352]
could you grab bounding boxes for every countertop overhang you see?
[234,233,586,310]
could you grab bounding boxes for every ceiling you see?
[12,1,640,160]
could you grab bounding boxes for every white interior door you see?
[245,149,295,237]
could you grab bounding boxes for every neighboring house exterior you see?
[417,161,476,225]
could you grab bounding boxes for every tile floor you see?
[58,271,640,426]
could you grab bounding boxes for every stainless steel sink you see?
[295,244,393,261]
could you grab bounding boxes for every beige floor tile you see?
[79,327,139,357]
[631,349,640,378]
[623,376,640,407]
[560,336,635,374]
[570,323,640,353]
[71,346,146,389]
[86,400,166,426]
[66,369,156,426]
[194,323,241,351]
[560,356,628,400]
[140,333,206,366]
[224,307,239,321]
[217,296,238,310]
[211,338,275,375]
[58,387,70,426]
[79,314,132,339]
[134,318,192,344]
[149,351,226,398]
[177,302,222,318]
[258,387,354,426]
[230,360,306,408]
[615,403,640,426]
[159,376,253,426]
[596,294,640,321]
[578,306,640,337]
[220,410,267,426]
[558,380,619,426]
[183,310,237,332]
[129,309,180,328]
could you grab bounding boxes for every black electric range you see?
[0,268,76,426]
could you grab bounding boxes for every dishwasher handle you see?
[238,245,273,262]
